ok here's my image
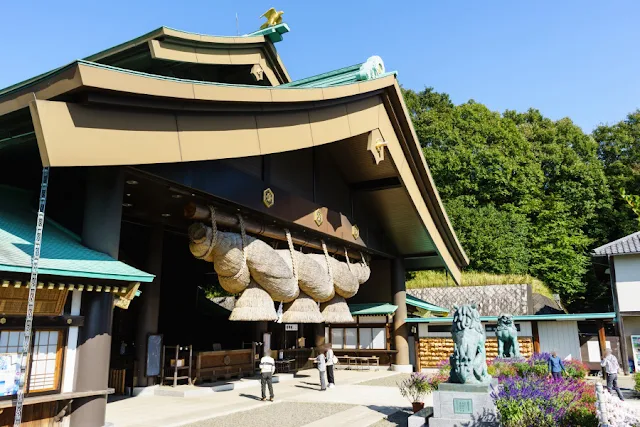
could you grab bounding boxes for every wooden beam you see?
[351,177,402,193]
[185,202,366,261]
[0,315,84,327]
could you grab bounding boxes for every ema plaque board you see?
[453,398,473,414]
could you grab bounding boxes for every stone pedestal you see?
[429,381,499,427]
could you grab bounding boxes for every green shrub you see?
[562,406,598,427]
[563,359,588,379]
[496,398,557,427]
[530,361,549,377]
[635,372,640,393]
[513,362,532,377]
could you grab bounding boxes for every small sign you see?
[453,398,473,415]
[285,324,298,332]
[0,354,19,397]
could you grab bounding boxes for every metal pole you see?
[13,167,50,427]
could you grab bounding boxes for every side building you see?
[406,284,616,372]
[592,231,640,374]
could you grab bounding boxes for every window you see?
[0,329,64,394]
[344,328,357,349]
[331,329,344,349]
[359,328,372,349]
[371,328,385,349]
[29,331,62,392]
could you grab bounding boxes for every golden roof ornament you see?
[259,8,284,30]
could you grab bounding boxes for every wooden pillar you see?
[532,321,541,354]
[71,292,114,427]
[392,258,410,369]
[597,320,607,357]
[414,333,421,372]
[135,225,164,387]
[314,323,325,348]
[609,256,630,374]
[597,320,607,377]
[71,167,122,427]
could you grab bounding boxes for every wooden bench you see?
[193,348,255,384]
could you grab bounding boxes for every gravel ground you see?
[370,409,412,427]
[184,402,356,427]
[356,373,411,387]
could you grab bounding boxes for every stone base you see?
[408,407,434,427]
[392,364,414,373]
[429,381,499,427]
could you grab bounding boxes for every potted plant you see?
[398,372,433,413]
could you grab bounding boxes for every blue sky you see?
[1,0,638,132]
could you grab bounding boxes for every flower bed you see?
[434,354,622,427]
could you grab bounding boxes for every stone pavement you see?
[106,369,416,427]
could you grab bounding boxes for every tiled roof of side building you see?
[592,231,640,256]
[0,186,154,282]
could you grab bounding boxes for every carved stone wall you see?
[418,337,534,368]
[408,284,531,316]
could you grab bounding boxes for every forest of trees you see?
[402,88,640,311]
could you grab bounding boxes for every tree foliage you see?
[404,87,636,309]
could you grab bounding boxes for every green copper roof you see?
[0,57,397,101]
[280,64,396,89]
[0,187,154,282]
[405,312,616,323]
[349,303,398,316]
[406,294,449,313]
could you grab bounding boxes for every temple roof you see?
[0,26,470,284]
[0,187,153,282]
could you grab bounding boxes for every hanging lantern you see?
[229,281,277,321]
[281,292,324,324]
[320,295,354,324]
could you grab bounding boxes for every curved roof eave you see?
[0,60,468,275]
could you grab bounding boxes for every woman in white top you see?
[326,346,336,388]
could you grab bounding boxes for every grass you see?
[406,271,554,299]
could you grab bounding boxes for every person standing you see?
[316,348,327,391]
[548,351,565,380]
[326,346,336,388]
[601,349,625,400]
[259,350,276,401]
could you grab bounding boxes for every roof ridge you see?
[592,230,640,254]
[280,63,363,88]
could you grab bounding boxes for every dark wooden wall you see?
[0,400,68,427]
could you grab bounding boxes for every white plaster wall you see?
[538,321,581,361]
[61,290,82,393]
[418,324,429,338]
[615,255,640,312]
[358,316,387,324]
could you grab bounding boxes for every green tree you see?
[444,197,530,274]
[403,88,612,307]
[593,111,640,238]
